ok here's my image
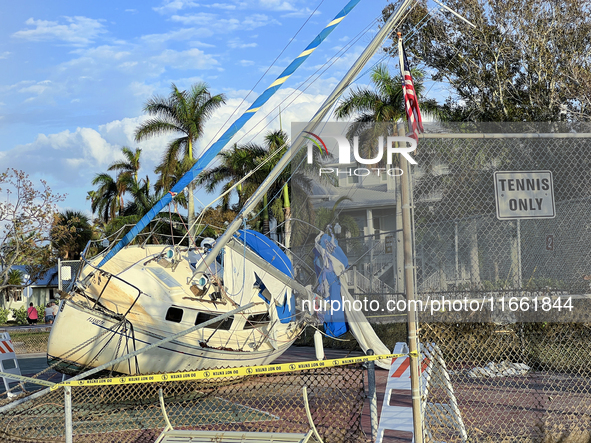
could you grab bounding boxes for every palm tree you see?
[51,210,94,260]
[198,129,314,244]
[108,146,141,183]
[314,196,359,237]
[335,63,443,134]
[334,63,445,289]
[121,176,163,218]
[89,173,119,223]
[4,269,23,303]
[196,143,266,211]
[134,83,226,236]
[108,146,142,207]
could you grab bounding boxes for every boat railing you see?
[80,258,143,320]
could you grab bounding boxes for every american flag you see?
[398,34,423,140]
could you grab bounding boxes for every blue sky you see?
[0,0,443,216]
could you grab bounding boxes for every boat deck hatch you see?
[147,267,182,288]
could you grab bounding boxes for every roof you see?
[6,265,59,287]
[308,181,397,211]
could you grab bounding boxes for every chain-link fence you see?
[0,364,366,443]
[59,260,84,293]
[8,329,50,354]
[413,129,591,442]
[414,130,591,298]
[421,322,591,442]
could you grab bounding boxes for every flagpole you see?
[398,32,424,443]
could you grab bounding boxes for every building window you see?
[195,312,233,330]
[4,289,22,302]
[165,307,184,323]
[347,168,359,184]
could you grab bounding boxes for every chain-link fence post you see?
[367,349,378,441]
[64,386,72,443]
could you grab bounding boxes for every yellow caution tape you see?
[51,351,418,391]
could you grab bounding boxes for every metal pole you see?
[64,386,73,443]
[455,221,459,281]
[367,349,378,442]
[58,258,62,292]
[398,124,424,443]
[517,220,522,288]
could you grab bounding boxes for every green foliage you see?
[384,0,591,122]
[51,210,94,260]
[36,305,46,323]
[0,308,9,325]
[10,306,28,325]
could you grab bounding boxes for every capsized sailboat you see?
[48,230,303,375]
[47,0,414,376]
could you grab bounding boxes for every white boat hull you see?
[48,300,295,375]
[48,237,303,376]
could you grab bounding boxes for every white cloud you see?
[70,45,130,60]
[140,28,213,44]
[171,13,279,32]
[151,48,220,70]
[153,0,243,14]
[153,0,199,15]
[208,3,237,10]
[281,8,321,18]
[18,80,52,95]
[12,16,106,46]
[0,52,10,59]
[129,81,157,98]
[238,60,255,66]
[227,38,257,49]
[257,0,297,12]
[0,128,118,182]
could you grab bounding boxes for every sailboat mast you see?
[97,0,362,268]
[195,0,415,275]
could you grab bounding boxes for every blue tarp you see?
[313,234,348,338]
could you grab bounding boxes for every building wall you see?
[1,286,57,318]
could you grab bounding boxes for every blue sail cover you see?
[236,229,292,277]
[313,234,349,338]
[239,229,295,323]
[97,0,362,269]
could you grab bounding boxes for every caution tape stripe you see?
[51,352,418,391]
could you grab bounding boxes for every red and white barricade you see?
[0,332,23,398]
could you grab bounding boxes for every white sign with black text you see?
[494,171,555,220]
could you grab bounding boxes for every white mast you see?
[194,0,415,276]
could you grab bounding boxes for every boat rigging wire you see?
[201,0,327,156]
[237,17,380,148]
[98,0,363,268]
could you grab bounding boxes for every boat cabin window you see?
[165,307,184,323]
[243,313,270,329]
[195,312,233,330]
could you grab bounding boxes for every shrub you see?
[10,306,28,325]
[0,308,9,325]
[36,305,46,323]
